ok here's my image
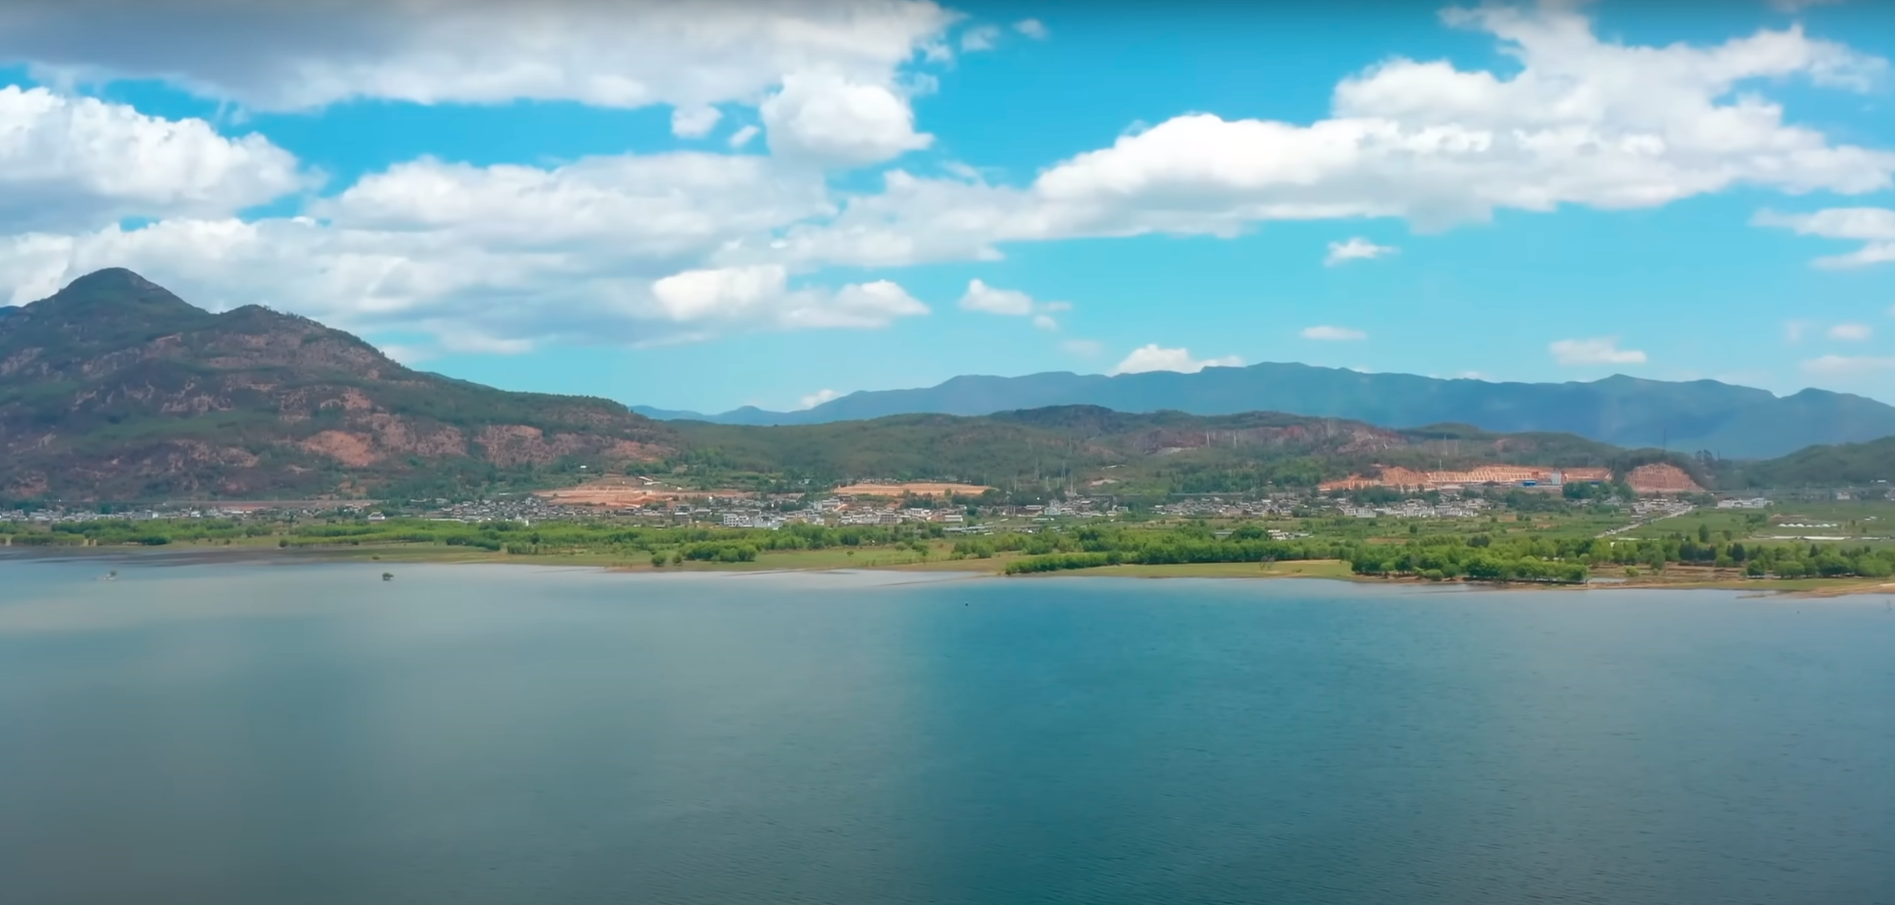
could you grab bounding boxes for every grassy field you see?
[1620,500,1895,546]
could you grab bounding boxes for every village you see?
[0,461,1832,534]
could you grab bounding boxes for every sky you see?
[1,0,1893,414]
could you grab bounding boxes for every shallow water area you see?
[2,555,1892,904]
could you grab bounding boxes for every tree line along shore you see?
[9,510,1895,592]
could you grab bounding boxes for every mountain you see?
[0,269,674,501]
[630,404,794,426]
[663,405,1677,496]
[0,305,20,321]
[1722,436,1895,489]
[635,365,1895,459]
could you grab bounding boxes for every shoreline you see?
[8,544,1895,598]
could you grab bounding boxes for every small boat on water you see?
[382,572,394,581]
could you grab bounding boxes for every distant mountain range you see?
[633,365,1895,459]
[659,406,1672,496]
[3,269,1885,502]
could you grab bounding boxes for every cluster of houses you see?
[1153,498,1295,519]
[708,496,1127,529]
[1333,497,1494,520]
[0,503,366,525]
[0,479,1817,534]
[1631,498,1697,518]
[1319,465,1615,494]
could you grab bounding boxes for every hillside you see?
[663,405,1672,497]
[1722,437,1895,488]
[635,364,1895,459]
[7,269,1880,504]
[0,269,674,501]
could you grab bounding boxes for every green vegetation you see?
[13,499,1895,591]
[992,523,1348,574]
[1721,436,1895,488]
[659,407,1656,499]
[5,272,1892,505]
[1347,536,1588,583]
[673,366,1895,460]
[0,516,951,563]
[0,269,674,501]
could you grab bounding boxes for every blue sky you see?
[1,0,1892,413]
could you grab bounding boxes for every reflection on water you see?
[2,556,1892,905]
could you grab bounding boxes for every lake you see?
[2,553,1892,904]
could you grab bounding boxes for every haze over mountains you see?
[634,367,1895,460]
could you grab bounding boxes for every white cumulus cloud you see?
[1323,237,1398,266]
[652,265,928,331]
[0,1,952,176]
[798,388,842,409]
[670,105,722,139]
[770,6,1895,268]
[7,1,1895,367]
[957,278,1069,329]
[0,0,954,113]
[1550,336,1647,366]
[1013,19,1048,40]
[1028,8,1893,230]
[1829,322,1873,341]
[316,152,831,260]
[759,71,934,166]
[961,25,999,52]
[1754,207,1895,268]
[0,136,979,351]
[958,278,1034,315]
[0,146,921,349]
[1110,344,1243,375]
[0,86,308,232]
[1301,325,1368,341]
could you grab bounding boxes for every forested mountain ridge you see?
[1722,436,1895,488]
[3,269,1884,503]
[0,269,674,500]
[635,365,1895,459]
[661,405,1686,496]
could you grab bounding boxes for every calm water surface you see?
[2,554,1892,905]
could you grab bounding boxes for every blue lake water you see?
[2,553,1892,905]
